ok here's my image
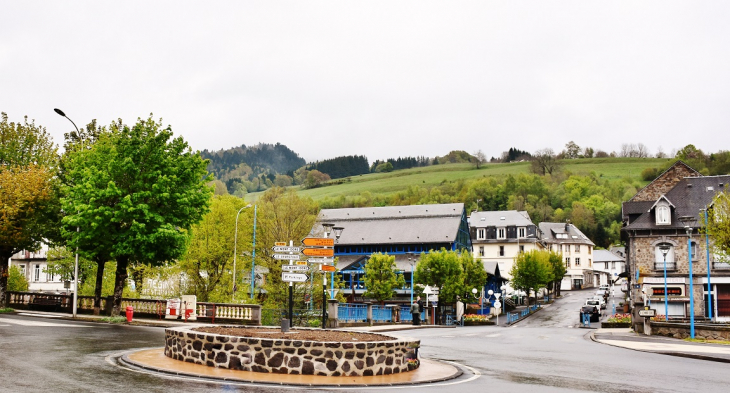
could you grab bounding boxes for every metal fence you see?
[400,305,412,322]
[507,304,541,324]
[338,303,368,322]
[372,305,393,322]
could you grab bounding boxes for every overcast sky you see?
[2,2,729,163]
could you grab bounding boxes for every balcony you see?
[653,262,677,271]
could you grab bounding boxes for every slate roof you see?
[593,249,624,263]
[316,203,465,246]
[624,175,730,230]
[469,210,532,227]
[538,222,595,246]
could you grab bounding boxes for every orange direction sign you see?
[302,248,334,257]
[302,237,334,247]
[320,265,337,272]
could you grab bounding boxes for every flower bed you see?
[602,313,632,328]
[462,314,494,326]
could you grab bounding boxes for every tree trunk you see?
[0,250,10,309]
[111,257,128,316]
[93,260,106,315]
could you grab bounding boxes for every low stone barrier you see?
[164,326,420,377]
[651,322,730,340]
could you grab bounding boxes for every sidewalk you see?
[592,328,730,363]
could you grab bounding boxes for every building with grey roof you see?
[314,203,472,303]
[593,249,626,286]
[622,160,730,328]
[539,222,596,290]
[469,210,540,280]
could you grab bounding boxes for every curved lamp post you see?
[54,108,80,318]
[659,244,670,322]
[685,225,695,339]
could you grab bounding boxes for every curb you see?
[589,331,730,364]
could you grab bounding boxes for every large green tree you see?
[706,188,730,264]
[362,253,406,304]
[0,113,58,307]
[546,250,566,299]
[414,248,465,304]
[61,116,212,315]
[509,250,554,305]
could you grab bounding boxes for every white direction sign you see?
[282,265,308,272]
[282,272,308,282]
[273,254,300,261]
[272,246,301,253]
[307,258,334,264]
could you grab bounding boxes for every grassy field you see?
[245,157,671,203]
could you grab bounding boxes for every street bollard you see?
[281,318,290,333]
[126,306,134,323]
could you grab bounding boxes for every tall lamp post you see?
[54,108,80,318]
[685,225,695,339]
[703,208,713,321]
[233,204,253,301]
[659,245,670,322]
[407,253,416,303]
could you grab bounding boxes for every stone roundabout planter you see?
[165,325,420,377]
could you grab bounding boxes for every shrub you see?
[463,314,489,322]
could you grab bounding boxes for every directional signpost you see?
[302,247,335,257]
[282,273,308,282]
[320,264,336,272]
[282,265,308,272]
[273,253,300,260]
[302,237,335,247]
[307,258,333,264]
[273,246,301,253]
[638,308,656,317]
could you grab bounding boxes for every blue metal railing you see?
[372,305,393,322]
[507,304,541,324]
[400,306,412,322]
[338,303,368,322]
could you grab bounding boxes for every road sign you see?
[275,242,287,246]
[307,258,333,264]
[638,308,656,317]
[296,261,307,265]
[273,254,300,260]
[320,265,337,272]
[302,248,334,257]
[302,237,335,247]
[282,265,308,272]
[282,272,308,282]
[272,246,301,253]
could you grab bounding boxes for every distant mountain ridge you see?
[201,143,306,176]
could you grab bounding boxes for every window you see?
[654,243,675,268]
[479,246,484,257]
[588,246,592,255]
[557,244,562,252]
[575,245,580,252]
[565,257,570,268]
[19,264,26,277]
[519,245,524,253]
[34,264,41,282]
[575,258,581,266]
[518,227,525,238]
[690,241,698,261]
[656,202,671,225]
[611,261,615,269]
[499,246,505,256]
[588,259,592,267]
[497,228,506,239]
[477,229,485,239]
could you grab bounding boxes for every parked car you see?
[596,289,609,301]
[580,305,600,323]
[587,297,605,310]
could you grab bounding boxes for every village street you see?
[0,290,727,393]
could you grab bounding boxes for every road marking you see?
[0,316,95,327]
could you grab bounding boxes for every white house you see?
[593,249,626,286]
[470,210,541,279]
[539,222,596,290]
[9,244,76,293]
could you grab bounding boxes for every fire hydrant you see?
[126,306,134,323]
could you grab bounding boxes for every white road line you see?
[0,317,94,327]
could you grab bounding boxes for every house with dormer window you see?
[622,160,730,325]
[539,222,596,290]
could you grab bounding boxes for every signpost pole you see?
[289,240,294,323]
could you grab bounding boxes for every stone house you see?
[622,160,730,324]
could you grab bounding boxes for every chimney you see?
[565,223,569,231]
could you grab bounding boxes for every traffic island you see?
[164,325,419,376]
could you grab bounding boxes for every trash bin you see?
[126,306,134,323]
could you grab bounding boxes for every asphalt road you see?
[1,290,727,393]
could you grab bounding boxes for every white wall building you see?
[539,222,596,290]
[470,210,541,279]
[9,244,76,293]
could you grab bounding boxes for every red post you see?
[125,306,134,323]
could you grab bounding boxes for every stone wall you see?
[631,161,700,202]
[164,326,419,377]
[651,322,730,340]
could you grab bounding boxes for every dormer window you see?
[656,202,671,225]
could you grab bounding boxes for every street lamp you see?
[54,108,80,318]
[500,284,507,313]
[408,253,416,303]
[659,244,670,322]
[703,208,713,321]
[685,225,695,339]
[233,204,254,301]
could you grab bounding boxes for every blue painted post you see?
[688,229,695,339]
[705,209,713,321]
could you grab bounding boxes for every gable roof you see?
[624,175,730,230]
[469,210,533,227]
[629,160,701,202]
[316,203,466,246]
[538,222,595,246]
[593,249,625,263]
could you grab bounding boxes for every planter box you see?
[463,321,495,326]
[601,322,631,329]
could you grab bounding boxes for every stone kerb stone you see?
[164,326,420,377]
